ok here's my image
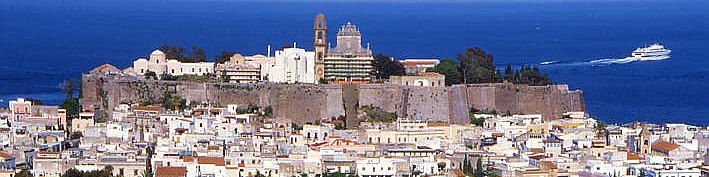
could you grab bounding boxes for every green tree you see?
[469,113,485,126]
[362,106,398,123]
[595,121,607,139]
[60,79,81,119]
[215,51,236,64]
[160,74,178,81]
[141,169,153,177]
[462,155,470,175]
[263,106,273,117]
[458,47,497,84]
[25,97,43,105]
[162,94,186,111]
[255,171,265,177]
[431,59,463,85]
[61,78,78,99]
[144,71,157,80]
[474,158,484,177]
[15,169,32,177]
[158,45,207,63]
[373,54,405,80]
[158,45,185,60]
[504,64,513,82]
[184,46,207,62]
[61,166,114,177]
[511,65,552,86]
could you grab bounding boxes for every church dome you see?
[151,50,165,55]
[337,22,361,36]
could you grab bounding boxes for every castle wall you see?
[82,75,584,124]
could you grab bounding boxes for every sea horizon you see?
[1,0,708,125]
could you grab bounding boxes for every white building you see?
[356,157,397,177]
[638,164,703,177]
[132,50,214,77]
[215,53,275,83]
[269,47,316,84]
[399,58,440,75]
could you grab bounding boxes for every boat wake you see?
[539,56,670,67]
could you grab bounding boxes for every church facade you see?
[132,50,214,77]
[314,14,374,84]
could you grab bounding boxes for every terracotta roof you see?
[197,157,225,166]
[207,146,221,150]
[529,148,545,154]
[329,120,343,125]
[92,64,119,72]
[155,166,186,177]
[451,169,466,177]
[540,161,558,170]
[426,121,448,126]
[131,106,161,112]
[401,61,438,66]
[0,152,12,159]
[182,155,193,162]
[419,72,443,76]
[529,155,549,160]
[38,151,60,155]
[652,140,680,152]
[627,152,643,160]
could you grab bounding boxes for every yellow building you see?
[363,120,470,145]
[323,22,374,84]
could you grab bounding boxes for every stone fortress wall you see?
[82,74,585,124]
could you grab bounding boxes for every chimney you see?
[267,45,271,58]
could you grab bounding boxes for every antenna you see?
[267,45,271,58]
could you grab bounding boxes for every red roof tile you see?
[155,166,186,177]
[652,141,680,152]
[197,157,225,166]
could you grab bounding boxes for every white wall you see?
[269,47,316,84]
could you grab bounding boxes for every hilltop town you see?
[1,13,708,177]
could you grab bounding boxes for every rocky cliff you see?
[82,74,584,124]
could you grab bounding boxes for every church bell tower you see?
[314,13,327,83]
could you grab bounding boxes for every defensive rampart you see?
[82,75,584,124]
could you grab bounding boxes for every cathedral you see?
[313,13,374,84]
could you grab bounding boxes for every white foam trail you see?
[539,61,557,65]
[541,56,670,67]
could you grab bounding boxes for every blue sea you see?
[1,0,708,125]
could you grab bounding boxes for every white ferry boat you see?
[631,43,671,61]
